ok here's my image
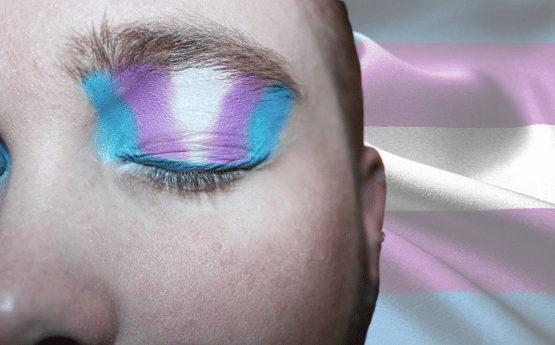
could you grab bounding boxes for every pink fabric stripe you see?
[380,209,555,294]
[357,40,555,127]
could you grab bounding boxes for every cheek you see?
[204,158,359,342]
[106,139,360,343]
[228,144,360,339]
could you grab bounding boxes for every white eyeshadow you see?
[170,68,232,163]
[170,68,230,133]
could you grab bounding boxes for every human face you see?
[0,0,384,344]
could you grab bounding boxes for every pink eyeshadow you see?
[114,64,190,161]
[208,78,264,164]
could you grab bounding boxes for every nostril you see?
[36,337,80,345]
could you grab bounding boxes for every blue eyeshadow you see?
[81,68,295,174]
[116,85,294,173]
[0,142,9,177]
[121,155,257,172]
[246,86,295,166]
[81,72,139,162]
[0,139,10,196]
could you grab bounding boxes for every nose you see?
[0,234,119,345]
[0,278,117,345]
[0,168,119,344]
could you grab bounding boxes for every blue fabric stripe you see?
[347,0,555,43]
[366,292,555,344]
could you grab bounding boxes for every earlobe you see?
[360,145,386,283]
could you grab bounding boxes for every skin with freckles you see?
[0,0,386,344]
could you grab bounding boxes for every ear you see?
[344,145,387,345]
[360,146,386,283]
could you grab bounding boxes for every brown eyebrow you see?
[61,14,300,97]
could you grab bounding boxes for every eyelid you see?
[81,66,293,193]
[119,153,268,173]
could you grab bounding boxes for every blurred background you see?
[344,0,555,43]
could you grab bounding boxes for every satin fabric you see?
[349,2,555,343]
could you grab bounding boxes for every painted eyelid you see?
[81,67,295,175]
[120,155,267,173]
[122,84,295,174]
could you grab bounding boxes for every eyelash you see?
[124,163,243,192]
[0,138,246,192]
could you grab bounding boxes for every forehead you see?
[0,0,339,132]
[0,0,324,84]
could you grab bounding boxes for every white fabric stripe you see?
[373,149,554,211]
[365,125,555,208]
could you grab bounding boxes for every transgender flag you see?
[348,0,555,344]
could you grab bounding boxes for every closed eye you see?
[118,161,244,192]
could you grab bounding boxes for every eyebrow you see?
[61,14,301,98]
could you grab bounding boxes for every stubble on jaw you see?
[292,2,377,344]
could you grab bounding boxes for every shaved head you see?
[297,2,377,343]
[299,0,364,160]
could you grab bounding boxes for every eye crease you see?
[80,64,295,192]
